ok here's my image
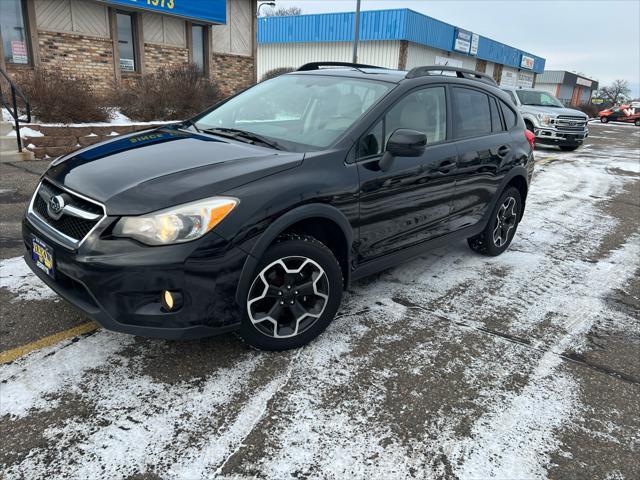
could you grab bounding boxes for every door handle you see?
[437,159,456,173]
[497,145,511,157]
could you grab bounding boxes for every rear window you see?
[500,101,518,129]
[453,87,492,138]
[489,97,503,132]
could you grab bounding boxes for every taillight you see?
[525,129,535,150]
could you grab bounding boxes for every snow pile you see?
[0,256,57,302]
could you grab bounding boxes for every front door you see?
[356,86,458,262]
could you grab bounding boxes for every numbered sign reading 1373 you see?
[147,0,175,8]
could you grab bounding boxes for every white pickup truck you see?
[501,87,588,151]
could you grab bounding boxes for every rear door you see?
[356,86,458,261]
[449,86,515,230]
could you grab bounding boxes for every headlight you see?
[536,113,556,126]
[113,197,238,245]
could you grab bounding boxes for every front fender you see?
[233,203,354,305]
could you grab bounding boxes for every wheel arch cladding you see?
[235,203,354,305]
[506,175,528,216]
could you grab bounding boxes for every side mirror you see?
[379,129,427,172]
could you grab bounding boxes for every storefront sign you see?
[453,28,472,54]
[11,41,28,64]
[517,71,535,88]
[520,54,535,70]
[576,77,592,87]
[101,0,226,24]
[591,98,604,105]
[470,33,480,56]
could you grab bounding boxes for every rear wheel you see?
[238,234,343,350]
[559,145,580,151]
[600,116,609,123]
[467,187,522,256]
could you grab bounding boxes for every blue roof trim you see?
[258,9,545,73]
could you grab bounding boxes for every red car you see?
[598,103,640,125]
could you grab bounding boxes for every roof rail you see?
[297,62,386,72]
[406,66,498,86]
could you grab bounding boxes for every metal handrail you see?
[0,67,31,152]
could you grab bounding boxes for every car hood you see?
[46,127,304,215]
[522,105,588,118]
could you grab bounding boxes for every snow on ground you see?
[6,126,44,138]
[0,256,56,302]
[0,141,638,479]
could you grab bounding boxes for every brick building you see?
[0,0,256,96]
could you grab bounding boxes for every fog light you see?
[161,290,183,312]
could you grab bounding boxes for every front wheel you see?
[600,116,609,123]
[238,234,343,351]
[467,187,522,256]
[634,119,640,126]
[559,145,580,151]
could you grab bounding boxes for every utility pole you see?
[352,0,361,63]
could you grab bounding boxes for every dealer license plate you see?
[31,235,55,278]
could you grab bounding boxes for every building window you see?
[0,0,30,65]
[117,12,137,72]
[191,24,206,72]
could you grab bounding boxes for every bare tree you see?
[596,79,631,106]
[263,6,302,17]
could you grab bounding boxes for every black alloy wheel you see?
[467,186,522,256]
[239,234,343,350]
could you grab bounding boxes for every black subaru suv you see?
[23,63,535,350]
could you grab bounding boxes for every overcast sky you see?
[267,0,640,97]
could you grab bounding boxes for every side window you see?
[506,90,518,105]
[500,101,517,129]
[453,87,492,138]
[358,120,383,158]
[357,87,447,160]
[489,97,503,132]
[385,87,446,146]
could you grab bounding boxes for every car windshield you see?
[516,90,564,107]
[195,74,394,151]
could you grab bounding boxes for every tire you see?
[559,145,579,151]
[467,187,522,256]
[635,119,640,126]
[600,116,609,123]
[238,234,343,351]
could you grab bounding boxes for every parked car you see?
[598,103,640,126]
[502,87,589,151]
[23,63,534,350]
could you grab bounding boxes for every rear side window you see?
[489,97,503,132]
[453,87,492,138]
[500,101,518,129]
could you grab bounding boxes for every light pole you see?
[352,0,362,63]
[258,1,276,17]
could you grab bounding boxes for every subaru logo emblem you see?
[48,195,66,220]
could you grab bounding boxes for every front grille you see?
[556,115,587,132]
[31,180,105,243]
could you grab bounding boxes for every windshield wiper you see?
[203,127,282,150]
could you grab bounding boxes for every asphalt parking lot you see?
[1,122,639,479]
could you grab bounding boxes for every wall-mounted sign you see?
[470,33,480,56]
[520,54,535,70]
[453,28,472,54]
[11,41,28,64]
[100,0,226,24]
[576,77,592,87]
[517,71,535,88]
[120,58,135,72]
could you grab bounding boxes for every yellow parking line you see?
[0,321,99,365]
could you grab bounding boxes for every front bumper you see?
[534,127,588,147]
[22,217,248,340]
